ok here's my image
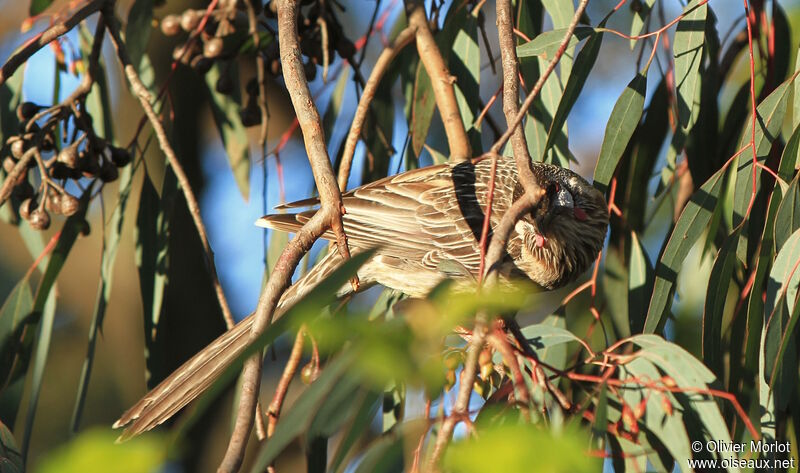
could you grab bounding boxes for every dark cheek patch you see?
[573,207,587,221]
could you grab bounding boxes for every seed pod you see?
[444,369,456,391]
[13,181,33,200]
[79,219,91,236]
[80,151,101,177]
[478,348,492,367]
[60,193,80,217]
[109,146,132,167]
[268,58,281,76]
[180,9,201,32]
[17,102,40,122]
[2,157,15,174]
[51,161,71,180]
[444,351,462,370]
[240,103,262,127]
[190,55,213,74]
[41,132,56,152]
[29,208,50,231]
[160,14,181,36]
[300,362,315,385]
[215,72,234,95]
[19,198,33,220]
[203,37,224,59]
[99,160,119,183]
[46,191,62,214]
[10,139,25,159]
[336,37,356,60]
[57,144,79,168]
[479,362,493,381]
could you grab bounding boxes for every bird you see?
[113,156,609,440]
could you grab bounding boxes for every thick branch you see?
[337,26,416,191]
[218,0,356,468]
[406,1,471,163]
[103,14,236,332]
[495,0,535,190]
[0,0,104,86]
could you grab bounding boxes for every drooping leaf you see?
[628,231,653,335]
[0,278,34,416]
[329,391,380,473]
[449,5,481,152]
[644,166,727,334]
[541,17,607,160]
[593,73,647,194]
[124,0,154,72]
[0,420,22,473]
[205,63,250,200]
[673,0,707,131]
[774,126,800,252]
[703,228,740,379]
[20,288,56,462]
[733,74,796,261]
[410,59,435,159]
[71,164,137,431]
[763,228,800,387]
[250,353,356,472]
[629,0,656,49]
[540,0,576,78]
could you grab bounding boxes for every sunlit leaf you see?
[516,27,594,60]
[593,72,646,194]
[673,0,707,130]
[774,126,800,252]
[36,429,165,473]
[444,423,597,473]
[644,166,727,333]
[629,0,656,49]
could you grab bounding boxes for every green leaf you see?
[673,0,707,130]
[71,164,137,431]
[329,391,380,473]
[36,428,165,473]
[0,420,22,473]
[623,356,692,469]
[774,126,800,252]
[124,0,154,72]
[250,353,355,472]
[205,63,250,200]
[29,0,54,16]
[449,6,481,151]
[703,228,740,379]
[644,166,727,334]
[763,228,800,385]
[628,231,653,335]
[322,67,350,148]
[444,423,597,473]
[541,17,607,160]
[0,278,34,422]
[630,335,736,465]
[20,288,55,462]
[732,74,796,261]
[540,0,576,78]
[411,54,435,158]
[593,73,646,194]
[520,323,583,351]
[629,0,656,49]
[135,170,175,386]
[516,26,594,60]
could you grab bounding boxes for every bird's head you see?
[514,164,608,289]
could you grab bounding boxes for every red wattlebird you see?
[114,157,608,439]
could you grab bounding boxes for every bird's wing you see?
[257,159,520,276]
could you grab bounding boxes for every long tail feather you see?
[114,248,346,440]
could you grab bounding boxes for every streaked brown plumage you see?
[114,157,608,440]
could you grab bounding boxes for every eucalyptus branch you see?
[0,0,105,86]
[218,0,357,468]
[406,0,471,163]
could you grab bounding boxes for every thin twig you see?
[103,13,236,332]
[0,0,104,86]
[337,26,416,190]
[489,0,590,155]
